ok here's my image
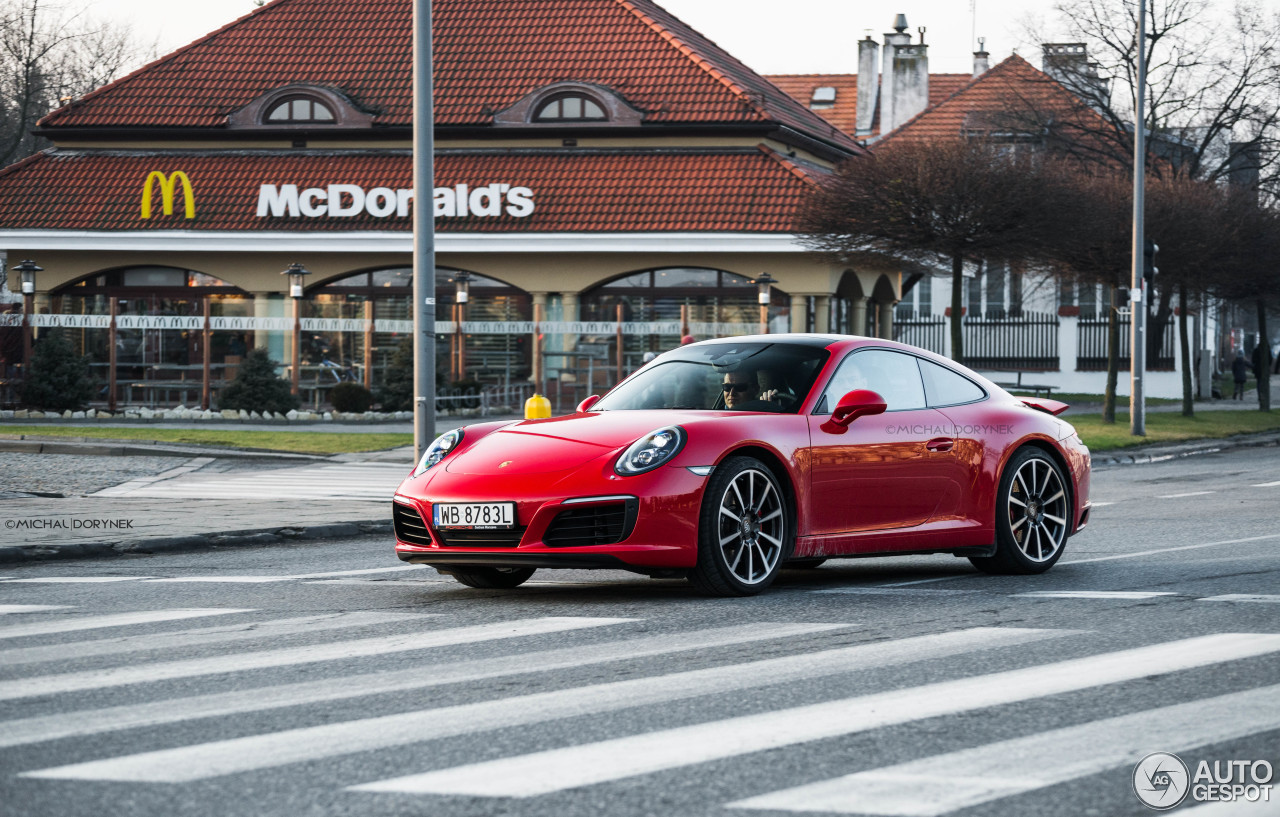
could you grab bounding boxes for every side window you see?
[819,349,926,412]
[919,358,987,407]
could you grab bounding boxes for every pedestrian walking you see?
[1232,352,1249,400]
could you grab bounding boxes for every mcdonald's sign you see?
[140,171,195,219]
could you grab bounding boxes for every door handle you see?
[925,437,955,452]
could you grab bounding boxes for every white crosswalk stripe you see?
[0,608,253,640]
[22,627,1067,782]
[0,616,628,701]
[0,611,420,666]
[349,633,1280,798]
[0,605,72,614]
[0,622,839,750]
[3,605,1278,814]
[727,683,1280,815]
[93,462,408,500]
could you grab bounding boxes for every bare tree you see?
[1039,165,1133,422]
[798,138,1057,364]
[0,0,150,166]
[1211,192,1280,410]
[1008,0,1280,374]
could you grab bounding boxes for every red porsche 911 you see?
[392,334,1091,596]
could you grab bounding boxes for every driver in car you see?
[722,368,783,409]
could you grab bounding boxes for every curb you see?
[0,520,393,565]
[1092,430,1280,467]
[0,438,331,461]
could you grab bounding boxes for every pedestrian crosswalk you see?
[0,605,1277,816]
[92,461,409,500]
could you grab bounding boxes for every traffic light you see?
[1143,239,1159,284]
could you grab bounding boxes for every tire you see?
[785,558,826,569]
[689,456,790,597]
[446,566,536,589]
[970,447,1071,575]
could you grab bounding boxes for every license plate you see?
[433,502,516,530]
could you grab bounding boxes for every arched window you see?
[533,93,607,122]
[264,96,336,124]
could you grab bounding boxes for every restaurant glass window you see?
[308,267,532,388]
[581,267,789,363]
[53,267,252,389]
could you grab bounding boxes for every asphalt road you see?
[1,447,1279,817]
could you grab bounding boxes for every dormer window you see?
[265,96,336,124]
[533,93,608,122]
[229,84,374,130]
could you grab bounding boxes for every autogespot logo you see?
[1134,752,1191,810]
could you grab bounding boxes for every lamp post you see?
[453,270,472,381]
[16,259,41,376]
[282,262,311,396]
[753,272,776,334]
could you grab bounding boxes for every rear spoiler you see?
[1021,398,1070,417]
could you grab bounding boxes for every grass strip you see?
[0,425,412,455]
[1070,410,1280,451]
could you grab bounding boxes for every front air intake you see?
[544,499,638,547]
[392,501,432,547]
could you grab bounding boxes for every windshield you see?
[592,342,830,413]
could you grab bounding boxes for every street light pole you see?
[412,0,437,460]
[753,272,776,334]
[16,259,41,377]
[1130,0,1149,436]
[282,262,311,397]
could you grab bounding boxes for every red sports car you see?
[393,334,1091,596]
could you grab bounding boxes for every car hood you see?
[444,411,703,476]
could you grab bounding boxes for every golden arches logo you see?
[140,171,195,219]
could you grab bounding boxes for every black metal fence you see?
[962,311,1059,370]
[892,311,947,355]
[1077,315,1177,371]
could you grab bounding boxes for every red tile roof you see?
[881,55,1107,144]
[38,0,858,152]
[765,72,971,137]
[0,147,820,233]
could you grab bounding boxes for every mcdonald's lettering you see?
[141,171,195,220]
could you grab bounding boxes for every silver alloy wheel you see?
[716,468,785,585]
[1007,457,1068,562]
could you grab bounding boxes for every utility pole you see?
[412,0,436,459]
[1130,0,1148,436]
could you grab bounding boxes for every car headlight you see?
[412,428,464,477]
[615,426,686,476]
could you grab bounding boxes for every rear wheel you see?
[689,456,790,597]
[446,566,536,589]
[970,448,1070,575]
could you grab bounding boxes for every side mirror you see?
[576,394,601,413]
[823,389,887,433]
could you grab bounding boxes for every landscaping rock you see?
[220,409,239,419]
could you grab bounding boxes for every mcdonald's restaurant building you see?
[0,0,906,403]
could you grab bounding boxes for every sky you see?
[88,0,1280,77]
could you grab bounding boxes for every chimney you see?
[856,35,879,137]
[890,42,929,131]
[1042,43,1110,109]
[880,14,912,135]
[973,37,990,77]
[1227,141,1262,192]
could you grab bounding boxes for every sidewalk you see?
[0,415,529,564]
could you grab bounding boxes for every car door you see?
[805,348,955,535]
[917,356,990,525]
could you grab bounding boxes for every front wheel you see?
[445,566,536,589]
[970,447,1070,575]
[689,456,790,597]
